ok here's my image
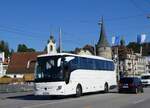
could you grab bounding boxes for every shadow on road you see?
[7,90,118,100]
[7,94,70,100]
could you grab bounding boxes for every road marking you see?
[84,105,92,108]
[133,99,146,104]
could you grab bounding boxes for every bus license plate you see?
[43,92,49,95]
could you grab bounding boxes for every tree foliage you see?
[83,44,95,55]
[127,42,140,53]
[17,44,35,52]
[0,40,11,57]
[127,42,150,56]
[142,42,150,56]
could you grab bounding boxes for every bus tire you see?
[76,84,82,97]
[141,87,144,93]
[104,83,109,93]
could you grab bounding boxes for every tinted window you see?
[69,57,78,71]
[35,56,64,82]
[80,58,88,69]
[120,77,141,84]
[87,59,95,70]
[133,78,141,84]
[69,57,114,71]
[120,78,134,83]
[141,76,150,79]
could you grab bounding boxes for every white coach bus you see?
[34,53,117,97]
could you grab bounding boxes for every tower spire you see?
[97,17,110,47]
[96,17,112,59]
[98,16,103,26]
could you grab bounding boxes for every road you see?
[0,88,150,108]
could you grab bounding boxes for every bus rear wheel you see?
[76,85,82,97]
[104,83,109,93]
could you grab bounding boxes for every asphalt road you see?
[0,88,150,108]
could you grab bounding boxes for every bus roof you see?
[37,53,113,61]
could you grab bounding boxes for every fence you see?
[0,77,25,84]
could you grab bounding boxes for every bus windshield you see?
[35,56,65,82]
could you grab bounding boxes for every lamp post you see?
[116,46,120,81]
[113,46,120,82]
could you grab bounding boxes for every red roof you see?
[7,52,45,74]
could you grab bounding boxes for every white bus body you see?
[34,53,117,96]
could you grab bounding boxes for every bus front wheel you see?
[76,84,82,97]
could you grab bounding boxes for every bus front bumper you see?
[34,82,66,96]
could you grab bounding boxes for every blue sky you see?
[0,0,150,51]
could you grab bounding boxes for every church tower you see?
[47,33,57,54]
[96,17,112,59]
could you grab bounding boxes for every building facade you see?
[6,52,45,81]
[118,51,146,76]
[144,56,150,73]
[120,53,144,76]
[0,52,9,77]
[112,38,147,77]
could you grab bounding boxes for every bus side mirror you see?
[27,60,36,69]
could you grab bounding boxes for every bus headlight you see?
[56,86,62,90]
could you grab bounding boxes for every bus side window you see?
[70,57,78,71]
[80,58,88,69]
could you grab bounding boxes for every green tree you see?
[0,40,10,57]
[127,42,150,56]
[142,42,150,56]
[127,42,140,53]
[17,44,35,52]
[83,44,94,55]
[27,48,36,52]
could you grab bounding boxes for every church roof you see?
[96,17,110,47]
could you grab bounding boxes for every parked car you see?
[118,77,144,93]
[141,73,150,87]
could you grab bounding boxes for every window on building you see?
[50,45,53,51]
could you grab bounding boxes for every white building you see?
[135,53,146,75]
[76,49,93,55]
[119,53,146,76]
[145,56,150,73]
[0,52,7,77]
[47,35,57,54]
